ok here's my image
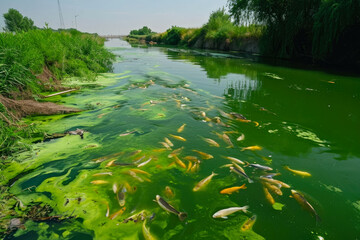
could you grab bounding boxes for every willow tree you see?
[228,0,321,59]
[312,0,360,64]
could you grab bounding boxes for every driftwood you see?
[44,89,77,98]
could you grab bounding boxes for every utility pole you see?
[75,15,79,29]
[57,0,65,29]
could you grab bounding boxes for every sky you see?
[0,0,228,35]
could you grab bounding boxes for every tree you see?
[129,26,153,35]
[3,8,35,32]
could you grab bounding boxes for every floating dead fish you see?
[291,190,320,222]
[236,134,245,141]
[177,124,186,133]
[119,130,136,137]
[168,147,184,158]
[159,142,172,150]
[262,182,283,196]
[130,169,151,176]
[245,162,273,171]
[241,145,262,151]
[192,150,213,159]
[230,166,253,183]
[222,133,234,147]
[106,159,116,167]
[224,156,245,165]
[174,156,186,169]
[241,215,257,231]
[260,176,290,188]
[109,207,126,220]
[193,172,218,191]
[155,195,187,221]
[138,157,153,167]
[91,180,109,185]
[213,206,249,219]
[284,166,311,177]
[169,134,186,141]
[164,137,174,147]
[263,186,275,205]
[220,184,247,194]
[184,156,199,162]
[203,138,220,147]
[92,172,113,177]
[165,186,174,199]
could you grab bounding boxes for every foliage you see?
[143,9,263,48]
[312,0,360,64]
[129,26,153,35]
[3,8,35,32]
[0,28,115,97]
[228,0,360,65]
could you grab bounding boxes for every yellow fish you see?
[177,124,186,133]
[291,190,320,222]
[168,147,184,158]
[203,138,220,147]
[241,145,262,151]
[106,159,116,167]
[165,186,174,199]
[169,134,186,141]
[174,156,186,169]
[109,207,126,220]
[186,161,193,172]
[130,168,151,176]
[263,186,275,205]
[90,180,109,185]
[284,166,311,177]
[193,172,218,191]
[260,177,290,188]
[222,133,234,148]
[220,184,247,194]
[164,137,174,147]
[262,182,283,196]
[184,156,199,162]
[241,215,257,231]
[142,220,157,240]
[192,150,213,159]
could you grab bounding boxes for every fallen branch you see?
[44,89,77,98]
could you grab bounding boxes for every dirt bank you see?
[0,95,81,119]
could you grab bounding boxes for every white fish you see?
[138,157,152,167]
[212,206,249,219]
[237,134,245,141]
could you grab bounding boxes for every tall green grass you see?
[0,28,115,157]
[0,28,115,97]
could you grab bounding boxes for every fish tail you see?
[248,178,254,184]
[242,205,250,213]
[178,212,188,221]
[315,214,321,224]
[212,171,218,176]
[244,161,250,167]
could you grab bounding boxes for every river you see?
[5,39,360,239]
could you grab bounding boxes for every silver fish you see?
[138,157,152,167]
[246,162,273,171]
[230,166,253,183]
[212,206,249,219]
[155,195,187,221]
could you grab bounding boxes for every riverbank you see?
[0,28,115,157]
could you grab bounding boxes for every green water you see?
[4,39,360,239]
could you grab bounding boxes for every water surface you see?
[6,39,360,240]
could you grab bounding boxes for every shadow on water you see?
[162,48,360,160]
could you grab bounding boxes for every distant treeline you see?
[128,9,263,52]
[128,0,360,67]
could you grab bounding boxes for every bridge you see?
[101,35,126,39]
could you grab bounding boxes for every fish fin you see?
[242,205,250,213]
[221,216,228,219]
[212,171,218,176]
[244,161,250,167]
[289,195,293,198]
[178,212,188,221]
[248,178,254,183]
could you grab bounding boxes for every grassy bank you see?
[0,28,115,157]
[127,9,263,52]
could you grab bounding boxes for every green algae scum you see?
[3,39,360,239]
